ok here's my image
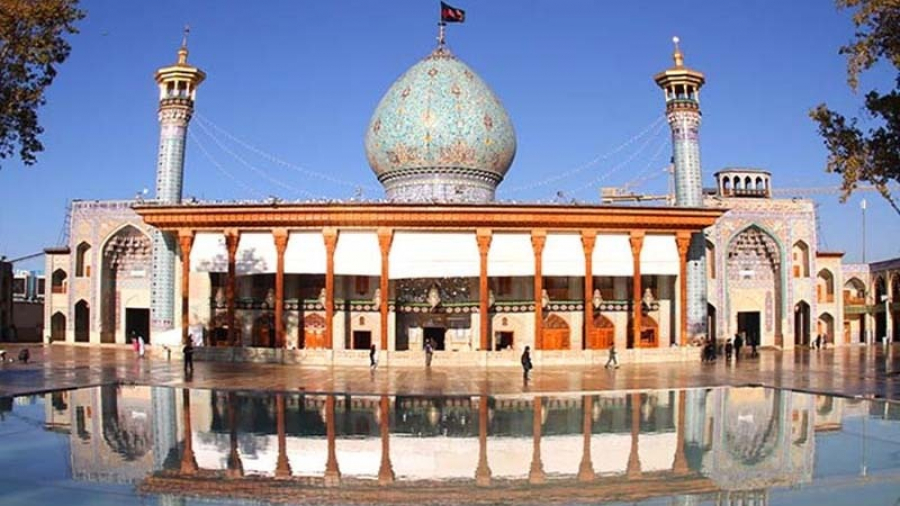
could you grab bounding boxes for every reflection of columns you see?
[626,392,642,477]
[324,395,341,487]
[180,389,198,474]
[225,230,240,346]
[532,230,547,350]
[178,230,194,345]
[377,228,393,351]
[578,395,595,481]
[274,229,288,348]
[475,396,491,486]
[672,390,689,474]
[226,393,244,478]
[323,228,338,350]
[378,396,394,485]
[528,396,545,484]
[630,231,645,348]
[582,231,596,349]
[676,232,691,346]
[275,393,291,478]
[477,229,492,351]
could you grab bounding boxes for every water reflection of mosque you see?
[42,386,872,504]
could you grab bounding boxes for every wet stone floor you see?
[0,345,899,504]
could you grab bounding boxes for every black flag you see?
[441,2,465,23]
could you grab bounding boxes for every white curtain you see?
[236,232,276,274]
[334,231,381,276]
[593,234,634,276]
[284,231,326,274]
[190,232,227,272]
[542,233,585,276]
[640,235,679,275]
[487,233,534,276]
[389,232,479,279]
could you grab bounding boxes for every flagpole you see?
[438,21,446,47]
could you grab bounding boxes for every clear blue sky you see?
[2,0,898,271]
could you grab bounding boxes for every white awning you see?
[334,231,381,276]
[593,234,633,276]
[285,232,326,274]
[236,232,276,274]
[542,233,585,276]
[389,232,479,279]
[640,235,679,275]
[487,233,534,276]
[190,232,227,273]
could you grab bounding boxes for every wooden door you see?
[587,314,614,349]
[542,314,570,350]
[303,313,326,349]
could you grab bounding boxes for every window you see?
[76,242,91,277]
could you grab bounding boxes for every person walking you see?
[183,337,194,375]
[369,344,377,370]
[605,343,619,369]
[138,334,146,358]
[724,339,733,361]
[734,333,743,361]
[521,345,533,380]
[424,339,434,368]
[131,331,140,357]
[750,334,758,357]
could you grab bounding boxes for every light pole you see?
[861,198,867,263]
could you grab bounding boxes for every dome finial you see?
[177,25,190,64]
[672,35,684,67]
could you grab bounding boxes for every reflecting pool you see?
[0,387,899,504]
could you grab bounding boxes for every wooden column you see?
[676,232,691,346]
[178,230,194,346]
[528,396,545,484]
[226,392,244,478]
[477,229,492,351]
[475,395,492,486]
[274,229,289,348]
[672,390,689,475]
[323,228,338,350]
[180,389,198,474]
[225,230,240,346]
[626,392,642,477]
[324,395,341,487]
[578,395,595,481]
[629,231,645,348]
[275,393,292,478]
[378,395,395,485]
[532,230,547,350]
[377,228,393,351]
[582,231,596,350]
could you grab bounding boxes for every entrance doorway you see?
[424,327,446,350]
[794,301,811,347]
[125,308,150,344]
[737,311,760,346]
[495,331,513,351]
[353,330,372,350]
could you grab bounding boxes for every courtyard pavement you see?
[0,344,898,400]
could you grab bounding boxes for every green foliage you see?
[811,0,900,214]
[0,0,84,169]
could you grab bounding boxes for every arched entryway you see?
[51,269,67,294]
[74,300,90,343]
[542,314,570,350]
[817,312,835,345]
[586,314,614,349]
[101,225,151,344]
[253,314,274,347]
[707,303,717,343]
[794,301,810,347]
[51,312,66,342]
[726,226,783,347]
[628,315,659,348]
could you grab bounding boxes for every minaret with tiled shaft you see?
[150,34,205,335]
[654,37,708,338]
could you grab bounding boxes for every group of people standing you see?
[702,332,760,363]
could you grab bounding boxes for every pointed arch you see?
[792,241,810,278]
[51,269,67,294]
[816,269,835,304]
[725,224,785,347]
[542,313,570,350]
[303,313,326,349]
[587,314,614,349]
[74,300,90,343]
[706,240,716,279]
[51,312,66,342]
[817,312,835,345]
[100,224,152,344]
[76,242,91,277]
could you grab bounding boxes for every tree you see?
[810,0,900,215]
[0,0,83,169]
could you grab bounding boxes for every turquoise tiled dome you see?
[365,47,516,203]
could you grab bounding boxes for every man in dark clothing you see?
[724,339,733,361]
[17,348,29,364]
[750,334,758,357]
[605,343,619,369]
[183,337,194,375]
[521,346,533,380]
[425,339,434,368]
[370,344,377,370]
[734,334,744,360]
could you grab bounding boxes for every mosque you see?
[41,28,900,364]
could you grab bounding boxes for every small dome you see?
[365,47,516,203]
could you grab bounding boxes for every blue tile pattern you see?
[365,47,516,202]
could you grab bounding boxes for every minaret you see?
[654,37,708,338]
[150,30,205,335]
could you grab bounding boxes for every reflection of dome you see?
[365,46,516,203]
